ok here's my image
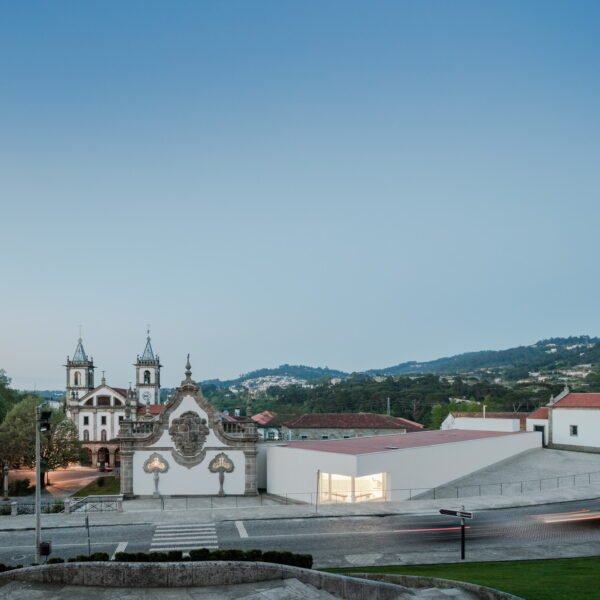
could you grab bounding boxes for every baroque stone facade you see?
[119,358,258,497]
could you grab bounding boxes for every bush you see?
[188,548,211,561]
[262,550,312,569]
[8,479,33,496]
[67,552,109,563]
[113,549,312,569]
[47,558,65,564]
[0,504,11,516]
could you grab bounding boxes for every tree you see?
[0,369,19,425]
[0,397,81,485]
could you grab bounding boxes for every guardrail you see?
[65,495,123,513]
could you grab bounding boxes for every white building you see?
[525,406,549,446]
[441,412,526,433]
[267,429,541,503]
[524,387,600,452]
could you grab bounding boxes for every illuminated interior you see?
[319,472,387,503]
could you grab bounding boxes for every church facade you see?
[65,335,258,496]
[119,358,258,497]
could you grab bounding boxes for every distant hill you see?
[365,336,600,378]
[204,364,348,388]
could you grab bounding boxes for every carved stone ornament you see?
[168,411,210,457]
[143,452,169,474]
[208,452,235,496]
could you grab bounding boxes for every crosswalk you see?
[150,523,219,553]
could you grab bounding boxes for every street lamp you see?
[2,464,8,500]
[35,403,51,564]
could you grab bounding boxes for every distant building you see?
[281,413,424,441]
[526,406,549,446]
[441,412,527,433]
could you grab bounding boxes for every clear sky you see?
[1,1,600,390]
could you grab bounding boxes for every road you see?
[8,467,102,498]
[1,499,599,568]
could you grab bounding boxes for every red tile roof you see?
[283,413,424,431]
[112,387,128,398]
[279,429,521,455]
[451,412,527,430]
[528,406,549,420]
[136,405,163,415]
[252,410,278,426]
[553,393,600,408]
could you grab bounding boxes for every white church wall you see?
[132,449,246,496]
[148,395,226,449]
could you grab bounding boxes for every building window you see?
[74,372,80,386]
[101,430,107,442]
[570,425,578,437]
[300,435,308,440]
[97,396,110,407]
[83,430,89,442]
[343,435,350,439]
[119,416,124,423]
[144,370,151,384]
[267,431,276,440]
[83,416,89,426]
[321,435,329,439]
[101,416,107,425]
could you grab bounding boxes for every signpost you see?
[439,508,473,560]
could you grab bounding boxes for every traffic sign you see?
[439,509,473,519]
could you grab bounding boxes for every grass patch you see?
[72,476,120,497]
[334,557,600,600]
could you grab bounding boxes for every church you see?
[64,334,258,496]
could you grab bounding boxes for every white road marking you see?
[111,542,127,560]
[150,522,219,552]
[235,520,248,538]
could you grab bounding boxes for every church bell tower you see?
[65,337,95,401]
[135,330,161,405]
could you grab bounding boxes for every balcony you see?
[118,420,157,438]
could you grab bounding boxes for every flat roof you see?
[278,429,522,455]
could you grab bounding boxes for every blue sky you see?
[1,1,600,389]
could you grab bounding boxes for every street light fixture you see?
[35,402,51,564]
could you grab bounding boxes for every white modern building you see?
[266,429,541,503]
[441,412,527,433]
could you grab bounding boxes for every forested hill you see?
[365,336,600,379]
[203,364,348,388]
[205,336,600,387]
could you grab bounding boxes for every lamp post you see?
[35,403,51,564]
[2,464,8,500]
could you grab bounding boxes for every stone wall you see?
[0,562,524,600]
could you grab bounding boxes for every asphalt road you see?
[1,499,599,568]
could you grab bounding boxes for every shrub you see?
[8,479,33,496]
[245,549,263,562]
[67,552,109,563]
[188,548,211,561]
[47,558,65,564]
[0,504,11,516]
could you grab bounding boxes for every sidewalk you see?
[1,482,599,531]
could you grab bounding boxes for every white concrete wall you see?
[358,431,540,500]
[526,418,548,445]
[552,409,600,448]
[267,445,357,503]
[444,417,521,432]
[266,432,541,503]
